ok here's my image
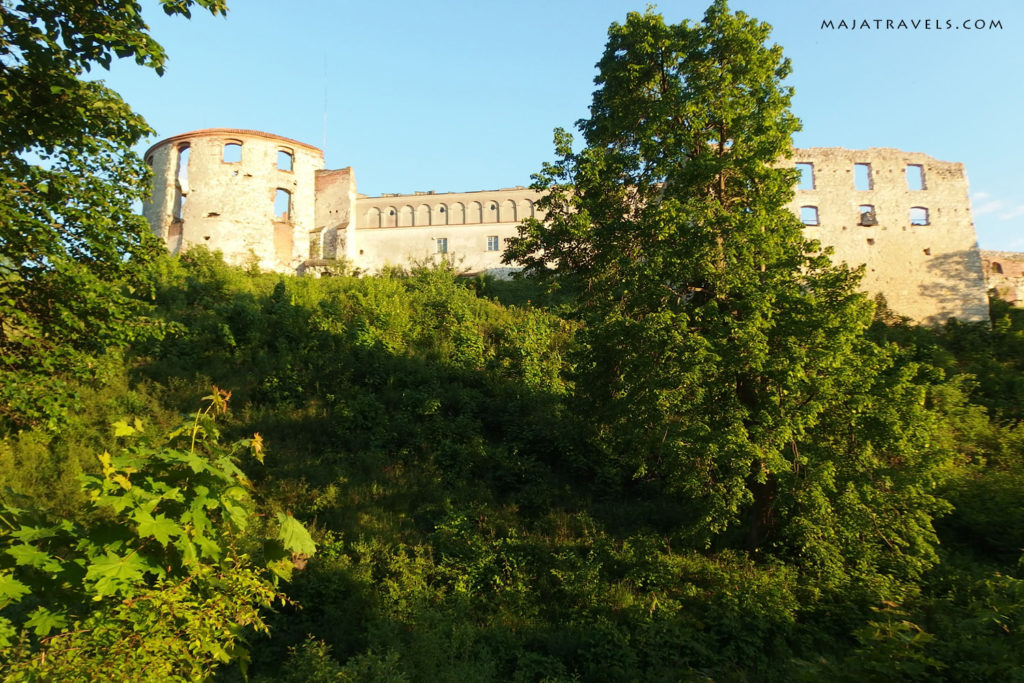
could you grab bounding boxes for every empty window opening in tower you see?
[176,144,190,190]
[277,149,293,172]
[991,262,1004,274]
[910,207,929,226]
[172,144,190,220]
[800,206,819,225]
[274,189,291,221]
[858,205,877,226]
[854,163,872,190]
[906,164,925,190]
[223,142,242,163]
[795,163,814,190]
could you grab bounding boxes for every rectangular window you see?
[858,205,877,226]
[906,164,925,190]
[274,189,291,220]
[436,238,448,254]
[854,163,872,190]
[486,235,499,251]
[795,162,814,190]
[800,206,819,226]
[910,207,929,226]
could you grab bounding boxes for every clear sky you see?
[102,0,1023,251]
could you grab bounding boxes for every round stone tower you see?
[143,128,324,272]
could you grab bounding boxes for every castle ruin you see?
[144,128,991,325]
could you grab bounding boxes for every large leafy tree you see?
[0,0,226,430]
[506,2,950,592]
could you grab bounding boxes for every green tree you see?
[505,2,950,591]
[0,0,226,431]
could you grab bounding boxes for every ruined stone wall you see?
[143,129,324,272]
[143,132,990,324]
[788,148,989,324]
[313,168,357,263]
[981,250,1024,306]
[352,188,544,274]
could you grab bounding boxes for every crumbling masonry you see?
[144,129,991,324]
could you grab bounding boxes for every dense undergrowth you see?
[2,250,1023,680]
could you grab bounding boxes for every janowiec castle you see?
[143,128,994,325]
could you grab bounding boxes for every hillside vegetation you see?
[2,250,1022,680]
[3,0,1024,679]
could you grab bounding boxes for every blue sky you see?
[103,0,1023,251]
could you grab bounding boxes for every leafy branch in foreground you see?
[0,388,315,681]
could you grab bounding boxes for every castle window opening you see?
[277,149,294,172]
[436,238,448,254]
[800,206,819,225]
[858,205,877,226]
[274,188,291,221]
[795,162,814,190]
[991,261,1004,274]
[223,142,242,163]
[910,207,929,226]
[176,144,190,189]
[173,144,190,220]
[906,164,925,190]
[854,163,872,191]
[487,235,500,251]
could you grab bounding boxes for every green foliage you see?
[0,391,314,680]
[505,1,949,600]
[0,0,227,431]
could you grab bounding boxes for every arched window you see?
[500,199,516,222]
[435,204,449,225]
[274,189,291,221]
[277,149,294,172]
[365,207,381,228]
[415,204,430,226]
[991,262,1004,275]
[398,205,414,227]
[449,202,465,225]
[910,207,929,226]
[800,206,819,226]
[176,144,190,190]
[223,141,242,163]
[382,206,397,228]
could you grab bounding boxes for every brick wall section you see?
[981,250,1024,306]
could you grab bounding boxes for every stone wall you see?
[143,128,324,271]
[143,131,991,324]
[787,148,989,324]
[352,188,543,273]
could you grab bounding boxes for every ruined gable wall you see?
[788,148,989,324]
